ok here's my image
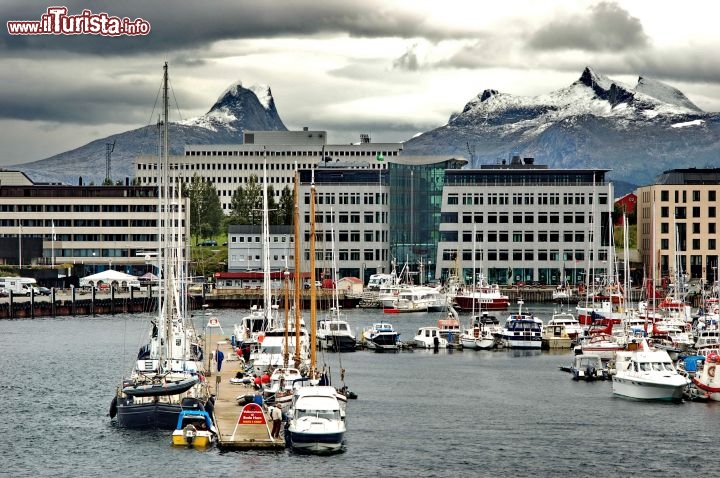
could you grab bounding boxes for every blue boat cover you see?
[683,355,704,372]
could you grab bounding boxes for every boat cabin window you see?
[639,362,650,371]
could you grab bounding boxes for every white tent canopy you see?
[79,270,141,288]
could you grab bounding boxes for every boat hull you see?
[115,399,184,430]
[453,296,509,311]
[500,336,542,349]
[612,376,687,402]
[319,335,357,352]
[288,430,345,453]
[171,429,215,448]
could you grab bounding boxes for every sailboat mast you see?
[293,169,302,368]
[262,153,272,328]
[309,172,317,378]
[160,61,172,360]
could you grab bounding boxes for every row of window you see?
[183,150,398,158]
[449,192,592,206]
[0,204,156,213]
[660,190,717,202]
[0,219,162,228]
[443,212,590,224]
[441,249,608,262]
[441,231,589,243]
[659,206,716,218]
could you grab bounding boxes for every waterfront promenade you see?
[0,285,657,319]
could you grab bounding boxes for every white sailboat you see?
[110,63,211,429]
[234,157,282,363]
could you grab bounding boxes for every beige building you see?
[0,171,186,276]
[636,168,720,285]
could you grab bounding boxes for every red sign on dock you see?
[238,403,267,425]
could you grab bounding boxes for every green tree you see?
[188,175,224,243]
[278,185,294,225]
[229,174,262,225]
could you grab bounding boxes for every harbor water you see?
[1,303,716,477]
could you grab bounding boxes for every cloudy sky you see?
[1,0,718,166]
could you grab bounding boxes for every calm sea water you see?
[0,303,716,477]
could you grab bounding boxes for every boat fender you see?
[709,365,716,379]
[108,396,117,418]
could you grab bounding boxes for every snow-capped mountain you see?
[403,66,720,188]
[10,82,287,185]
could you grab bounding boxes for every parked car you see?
[0,288,8,297]
[36,286,51,296]
[199,240,217,247]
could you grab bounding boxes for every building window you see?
[693,206,700,218]
[661,207,669,218]
[661,238,669,249]
[710,190,717,201]
[709,207,716,218]
[661,190,669,201]
[692,239,700,250]
[661,222,669,234]
[693,223,700,234]
[710,238,716,250]
[693,190,701,201]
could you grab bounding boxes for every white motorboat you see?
[362,322,400,352]
[286,385,346,453]
[612,339,689,402]
[499,300,543,349]
[414,326,448,349]
[316,314,357,352]
[546,310,583,340]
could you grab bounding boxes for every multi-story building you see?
[437,156,613,286]
[134,129,401,213]
[0,170,186,276]
[636,168,720,284]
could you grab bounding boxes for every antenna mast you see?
[105,140,116,183]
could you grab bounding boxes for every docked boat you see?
[499,300,543,349]
[383,286,441,313]
[574,332,624,361]
[286,385,346,453]
[362,322,400,352]
[451,274,510,311]
[546,310,583,340]
[612,338,689,402]
[541,323,573,349]
[316,315,357,352]
[414,326,448,349]
[560,354,609,381]
[460,311,499,350]
[171,410,217,448]
[110,64,211,430]
[690,351,720,401]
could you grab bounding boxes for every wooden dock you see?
[207,338,285,450]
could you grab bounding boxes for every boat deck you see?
[207,339,285,450]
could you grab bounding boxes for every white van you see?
[0,277,37,296]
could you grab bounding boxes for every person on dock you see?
[269,405,283,439]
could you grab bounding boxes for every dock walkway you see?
[207,338,285,450]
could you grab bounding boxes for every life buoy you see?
[713,307,719,315]
[709,365,716,379]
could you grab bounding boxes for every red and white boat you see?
[451,275,509,311]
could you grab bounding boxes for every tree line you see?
[185,174,294,244]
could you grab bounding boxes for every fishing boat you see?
[109,63,211,430]
[612,338,689,402]
[451,273,510,311]
[171,410,217,448]
[285,174,347,453]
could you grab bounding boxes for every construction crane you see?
[105,140,116,184]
